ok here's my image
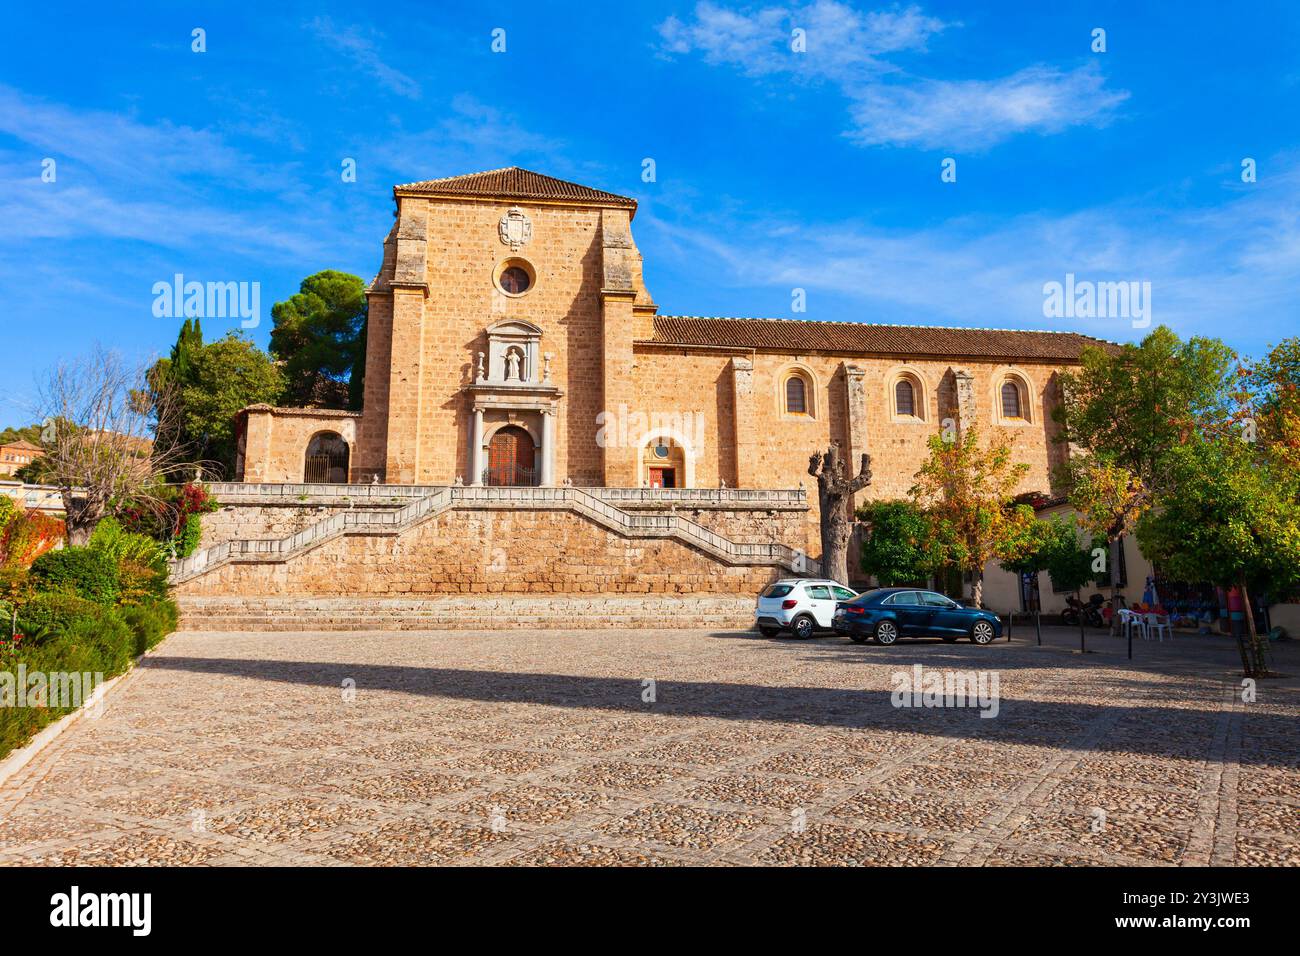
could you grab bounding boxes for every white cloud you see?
[0,179,330,260]
[659,0,947,79]
[0,85,282,192]
[638,160,1300,350]
[658,2,1127,150]
[307,17,421,100]
[849,64,1130,149]
[0,86,329,260]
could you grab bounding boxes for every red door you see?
[487,426,536,486]
[648,467,676,488]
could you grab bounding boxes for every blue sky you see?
[2,0,1297,429]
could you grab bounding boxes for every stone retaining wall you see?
[177,595,758,631]
[198,493,811,553]
[200,501,402,547]
[177,507,785,598]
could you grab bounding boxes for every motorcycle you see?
[1061,595,1085,626]
[1082,594,1108,629]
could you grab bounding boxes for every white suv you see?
[755,579,859,639]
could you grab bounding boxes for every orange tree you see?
[1055,327,1235,618]
[909,427,1036,608]
[1239,338,1300,474]
[857,500,948,587]
[1137,433,1300,677]
[1059,456,1151,633]
[999,512,1095,607]
[1055,326,1237,494]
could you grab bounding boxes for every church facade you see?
[234,167,1110,523]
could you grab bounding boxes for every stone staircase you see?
[170,485,819,585]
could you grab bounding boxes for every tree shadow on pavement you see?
[139,654,1299,770]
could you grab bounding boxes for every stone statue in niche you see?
[505,349,522,381]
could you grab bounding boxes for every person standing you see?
[1227,586,1246,642]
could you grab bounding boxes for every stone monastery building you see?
[178,168,1118,623]
[237,167,1106,503]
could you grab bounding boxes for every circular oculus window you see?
[494,258,535,297]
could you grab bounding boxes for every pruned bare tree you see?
[36,346,191,545]
[808,444,873,585]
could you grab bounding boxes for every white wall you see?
[981,503,1155,614]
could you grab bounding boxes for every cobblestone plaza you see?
[1,626,1295,867]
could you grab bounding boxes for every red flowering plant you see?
[0,630,22,664]
[118,482,218,559]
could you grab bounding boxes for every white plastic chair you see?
[1144,613,1172,642]
[1118,608,1147,641]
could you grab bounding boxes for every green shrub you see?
[121,599,179,655]
[55,605,134,675]
[0,515,182,760]
[84,517,170,605]
[16,593,134,669]
[2,594,138,758]
[89,517,167,570]
[15,592,102,644]
[176,513,203,558]
[0,635,104,758]
[117,559,169,605]
[30,548,121,605]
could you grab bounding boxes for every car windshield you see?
[762,584,794,598]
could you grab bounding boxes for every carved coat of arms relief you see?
[498,206,532,251]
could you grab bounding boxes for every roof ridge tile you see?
[394,166,637,209]
[647,316,1120,359]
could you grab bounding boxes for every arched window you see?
[895,379,915,417]
[305,432,349,483]
[1001,381,1023,420]
[785,376,807,415]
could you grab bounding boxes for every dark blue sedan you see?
[832,587,1002,645]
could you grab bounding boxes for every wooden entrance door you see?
[487,426,536,486]
[648,467,676,489]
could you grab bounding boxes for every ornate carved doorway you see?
[486,425,536,486]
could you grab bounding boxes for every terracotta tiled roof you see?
[645,316,1119,361]
[1,440,43,451]
[241,404,361,418]
[394,167,637,210]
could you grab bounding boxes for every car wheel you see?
[791,615,816,640]
[874,620,899,645]
[970,620,996,645]
[759,626,781,637]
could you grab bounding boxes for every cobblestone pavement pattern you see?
[1,627,1295,866]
